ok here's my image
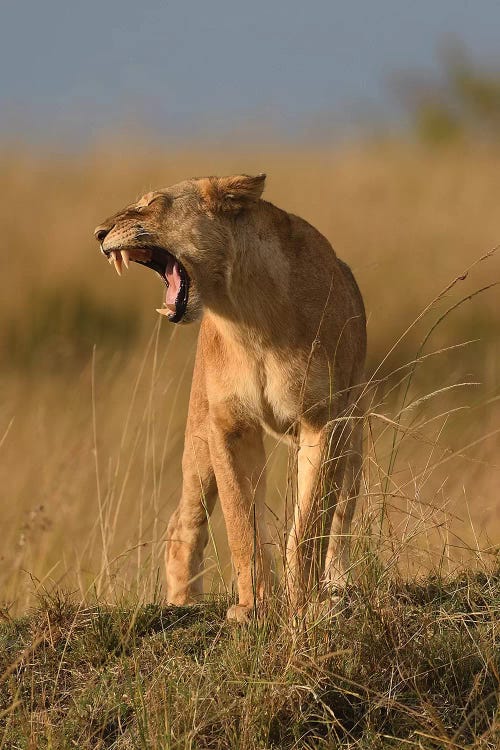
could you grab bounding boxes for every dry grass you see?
[1,138,499,614]
[1,137,500,747]
[1,568,498,748]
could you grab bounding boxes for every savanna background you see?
[1,2,499,747]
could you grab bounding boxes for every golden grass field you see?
[1,139,499,613]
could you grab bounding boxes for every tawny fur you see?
[94,174,366,621]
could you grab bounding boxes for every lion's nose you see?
[94,226,111,243]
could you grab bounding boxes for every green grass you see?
[1,568,498,749]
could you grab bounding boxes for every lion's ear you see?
[200,173,266,212]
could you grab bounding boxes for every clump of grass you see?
[0,567,498,748]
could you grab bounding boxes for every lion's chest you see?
[204,319,331,435]
[222,347,302,436]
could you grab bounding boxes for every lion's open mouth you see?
[105,246,189,324]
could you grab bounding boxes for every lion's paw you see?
[226,604,256,623]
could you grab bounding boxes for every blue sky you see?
[2,0,500,143]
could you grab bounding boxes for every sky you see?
[2,0,500,144]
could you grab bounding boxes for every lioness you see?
[94,174,366,621]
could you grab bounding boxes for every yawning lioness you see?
[94,173,366,621]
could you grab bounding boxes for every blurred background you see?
[1,0,499,611]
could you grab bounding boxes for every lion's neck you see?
[206,204,295,345]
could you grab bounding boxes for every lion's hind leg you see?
[324,412,363,591]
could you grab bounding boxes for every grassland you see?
[1,569,499,748]
[0,138,499,746]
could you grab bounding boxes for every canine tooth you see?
[122,249,130,269]
[111,250,122,276]
[108,256,114,265]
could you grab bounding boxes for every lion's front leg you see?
[286,422,348,613]
[208,405,272,622]
[165,424,217,605]
[165,350,217,605]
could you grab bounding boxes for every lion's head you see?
[94,173,266,324]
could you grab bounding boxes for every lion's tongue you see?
[165,258,181,311]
